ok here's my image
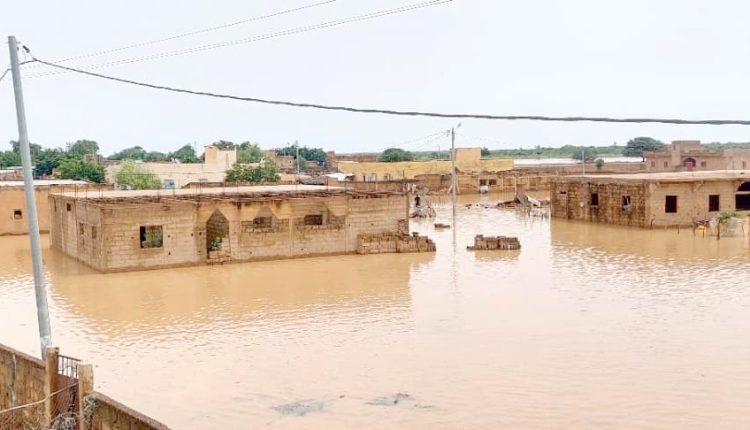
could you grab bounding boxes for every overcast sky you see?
[1,0,750,156]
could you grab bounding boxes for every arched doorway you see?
[206,209,230,254]
[683,157,697,171]
[736,182,750,210]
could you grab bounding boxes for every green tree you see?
[109,146,148,160]
[56,159,106,183]
[114,160,162,189]
[378,148,415,162]
[144,151,169,162]
[595,158,605,171]
[225,161,279,183]
[623,137,666,160]
[276,142,326,164]
[210,140,237,150]
[169,144,199,163]
[481,147,491,157]
[571,147,599,162]
[34,148,67,177]
[66,140,99,159]
[237,142,264,163]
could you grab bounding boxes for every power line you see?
[26,0,453,79]
[28,57,750,126]
[22,0,338,70]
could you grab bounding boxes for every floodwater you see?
[1,194,749,429]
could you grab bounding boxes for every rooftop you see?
[553,170,750,183]
[0,179,90,187]
[50,184,404,204]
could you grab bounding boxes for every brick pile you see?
[356,232,436,254]
[467,235,521,250]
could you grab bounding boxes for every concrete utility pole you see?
[8,36,52,358]
[450,123,461,219]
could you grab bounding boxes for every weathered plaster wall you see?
[0,342,45,411]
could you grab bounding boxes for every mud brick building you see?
[645,140,750,172]
[550,171,750,227]
[49,185,413,272]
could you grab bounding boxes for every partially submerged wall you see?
[51,191,412,272]
[550,180,649,227]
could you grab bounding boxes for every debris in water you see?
[273,400,326,416]
[367,393,414,406]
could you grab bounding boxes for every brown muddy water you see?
[1,194,749,429]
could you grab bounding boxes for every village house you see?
[48,185,432,272]
[645,140,750,172]
[106,145,237,189]
[0,180,103,235]
[550,170,750,227]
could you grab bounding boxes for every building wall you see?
[0,342,46,411]
[1,184,106,235]
[51,193,409,272]
[645,181,745,226]
[551,178,750,227]
[550,180,649,227]
[644,140,750,172]
[337,148,513,181]
[106,146,238,189]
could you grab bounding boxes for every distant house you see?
[106,145,237,189]
[645,140,750,172]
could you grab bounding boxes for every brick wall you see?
[51,193,410,272]
[550,180,649,227]
[91,393,170,430]
[551,178,750,227]
[0,343,45,411]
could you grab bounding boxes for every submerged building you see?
[550,171,750,227]
[49,185,421,272]
[0,180,102,235]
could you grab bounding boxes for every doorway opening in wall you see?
[590,193,599,206]
[709,195,720,212]
[206,209,230,254]
[683,157,696,170]
[665,195,678,213]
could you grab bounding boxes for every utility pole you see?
[295,144,300,191]
[450,123,461,220]
[582,149,586,176]
[8,36,52,358]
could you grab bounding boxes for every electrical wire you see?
[28,57,750,126]
[25,0,452,79]
[22,0,338,70]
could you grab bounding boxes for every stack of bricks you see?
[356,232,436,254]
[467,235,521,250]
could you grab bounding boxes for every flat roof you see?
[552,170,750,183]
[0,180,89,187]
[50,184,404,204]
